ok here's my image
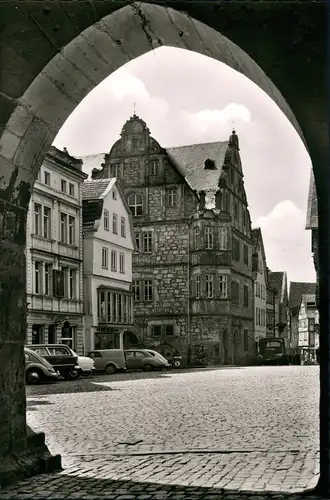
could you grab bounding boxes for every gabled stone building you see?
[88,114,254,366]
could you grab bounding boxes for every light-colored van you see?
[87,349,127,374]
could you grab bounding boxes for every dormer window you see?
[204,158,216,170]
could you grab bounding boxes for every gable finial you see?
[133,102,136,115]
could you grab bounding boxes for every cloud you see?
[181,103,251,135]
[106,72,149,100]
[256,201,315,282]
[53,70,169,155]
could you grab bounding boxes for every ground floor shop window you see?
[150,324,174,337]
[32,324,44,344]
[61,323,76,349]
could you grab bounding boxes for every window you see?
[34,261,42,294]
[205,274,214,298]
[164,325,174,336]
[61,179,67,193]
[68,269,76,299]
[104,209,109,230]
[60,213,67,243]
[132,138,138,150]
[243,244,249,266]
[143,232,153,253]
[243,284,249,307]
[61,324,75,349]
[68,216,75,245]
[151,325,173,337]
[166,189,177,207]
[112,214,118,234]
[194,227,200,250]
[121,217,126,237]
[102,247,108,269]
[149,159,159,175]
[219,275,228,299]
[34,203,42,236]
[132,280,141,301]
[196,275,200,299]
[232,237,240,261]
[243,330,249,352]
[111,250,117,271]
[219,228,228,250]
[44,171,50,186]
[135,233,140,251]
[128,193,143,216]
[132,279,153,302]
[119,253,125,273]
[44,263,52,296]
[205,227,214,249]
[151,325,162,337]
[234,199,239,220]
[112,189,117,200]
[144,279,153,301]
[69,183,75,196]
[232,281,239,305]
[308,318,315,332]
[110,164,120,177]
[43,206,51,239]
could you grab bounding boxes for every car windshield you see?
[259,340,283,355]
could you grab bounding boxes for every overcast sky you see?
[54,46,315,284]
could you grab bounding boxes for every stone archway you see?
[0,1,327,494]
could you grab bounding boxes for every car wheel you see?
[26,369,43,385]
[105,364,116,375]
[143,364,153,372]
[68,368,81,380]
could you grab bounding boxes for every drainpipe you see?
[273,290,276,337]
[187,221,191,366]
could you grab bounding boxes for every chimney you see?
[199,190,206,211]
[215,189,222,210]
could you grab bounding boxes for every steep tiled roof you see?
[82,179,115,231]
[79,141,229,205]
[166,141,228,203]
[82,200,103,230]
[81,179,115,200]
[289,281,316,310]
[306,169,318,229]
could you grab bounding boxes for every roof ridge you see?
[166,140,228,150]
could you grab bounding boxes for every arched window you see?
[128,194,143,216]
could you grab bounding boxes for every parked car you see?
[146,349,171,369]
[28,344,81,380]
[67,348,95,378]
[87,349,126,374]
[25,347,60,385]
[125,349,170,371]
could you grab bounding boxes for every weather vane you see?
[133,102,136,115]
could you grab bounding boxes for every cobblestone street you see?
[0,365,320,499]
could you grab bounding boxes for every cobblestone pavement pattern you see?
[0,366,320,499]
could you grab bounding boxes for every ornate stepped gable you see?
[82,115,246,213]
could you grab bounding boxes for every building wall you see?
[97,117,255,365]
[83,184,135,352]
[253,246,267,342]
[26,153,86,354]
